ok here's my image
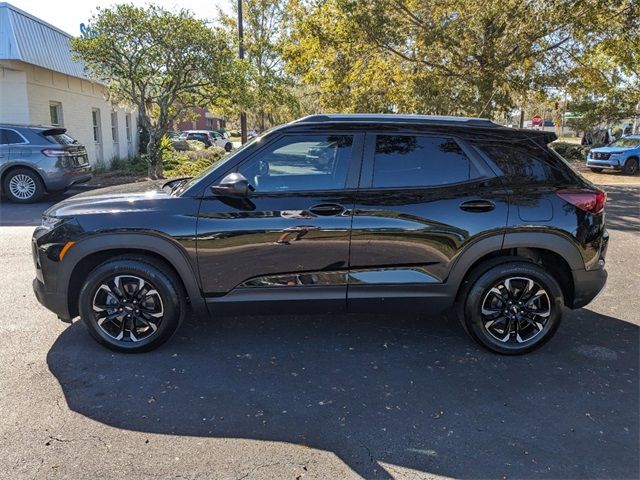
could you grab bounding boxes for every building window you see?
[111,111,118,143]
[49,102,63,126]
[125,114,132,142]
[92,108,102,143]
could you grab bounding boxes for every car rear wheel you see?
[3,168,44,203]
[460,262,563,355]
[622,157,638,175]
[589,167,603,173]
[78,257,185,352]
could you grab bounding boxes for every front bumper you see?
[33,277,70,321]
[570,266,608,309]
[586,159,622,170]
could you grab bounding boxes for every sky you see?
[10,0,231,36]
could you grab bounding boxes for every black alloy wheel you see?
[460,262,563,355]
[79,258,185,352]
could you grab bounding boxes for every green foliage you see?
[163,147,227,178]
[219,0,301,130]
[185,140,207,151]
[283,0,639,123]
[71,4,245,178]
[550,142,591,162]
[103,156,149,176]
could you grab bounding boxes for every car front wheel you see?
[622,157,638,175]
[460,262,563,355]
[224,142,232,152]
[78,257,185,352]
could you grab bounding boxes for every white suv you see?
[179,130,233,152]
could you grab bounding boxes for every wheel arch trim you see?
[447,231,584,292]
[61,232,206,318]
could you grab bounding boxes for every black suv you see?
[32,114,608,354]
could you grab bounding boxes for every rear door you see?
[196,131,364,313]
[348,131,509,312]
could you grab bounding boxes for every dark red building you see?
[173,107,226,131]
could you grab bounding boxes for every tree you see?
[219,0,301,131]
[72,4,244,178]
[284,0,633,119]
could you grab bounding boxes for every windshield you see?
[610,137,640,148]
[176,135,261,194]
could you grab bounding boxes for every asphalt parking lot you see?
[0,185,638,479]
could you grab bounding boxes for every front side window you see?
[238,134,354,192]
[372,135,479,188]
[0,129,25,145]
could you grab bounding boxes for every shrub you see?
[186,139,207,151]
[550,142,590,162]
[163,147,226,177]
[105,156,148,176]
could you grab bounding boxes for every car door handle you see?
[309,203,345,216]
[459,200,496,212]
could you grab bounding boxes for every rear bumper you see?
[43,165,92,191]
[570,266,607,309]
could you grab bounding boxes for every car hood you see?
[591,145,638,153]
[45,180,171,217]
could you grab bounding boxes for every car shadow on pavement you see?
[47,309,638,479]
[600,185,640,232]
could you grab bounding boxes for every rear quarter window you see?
[474,141,577,185]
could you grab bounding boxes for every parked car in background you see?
[586,135,640,175]
[179,130,233,152]
[33,114,608,355]
[0,124,92,203]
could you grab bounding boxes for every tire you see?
[459,261,564,355]
[2,168,44,203]
[622,157,638,175]
[589,168,603,173]
[224,142,233,152]
[78,257,186,353]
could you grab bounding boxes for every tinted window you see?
[45,133,78,145]
[0,129,25,145]
[475,143,566,184]
[372,135,479,188]
[238,135,353,192]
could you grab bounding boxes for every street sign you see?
[532,114,543,127]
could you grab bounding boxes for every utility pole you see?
[238,0,247,144]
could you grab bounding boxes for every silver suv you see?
[0,124,92,203]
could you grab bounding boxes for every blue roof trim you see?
[0,2,88,79]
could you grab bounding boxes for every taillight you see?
[556,189,607,214]
[42,148,72,157]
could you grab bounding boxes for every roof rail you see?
[293,113,500,128]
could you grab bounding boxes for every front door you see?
[348,132,509,312]
[196,132,363,313]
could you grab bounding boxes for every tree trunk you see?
[146,130,164,180]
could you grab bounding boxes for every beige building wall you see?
[0,60,137,166]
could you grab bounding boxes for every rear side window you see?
[475,143,576,185]
[372,135,480,188]
[0,129,25,144]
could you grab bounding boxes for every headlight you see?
[41,215,63,229]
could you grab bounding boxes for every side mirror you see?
[210,172,255,198]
